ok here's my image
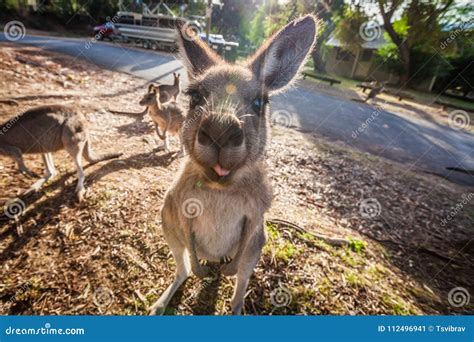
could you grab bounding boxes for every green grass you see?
[348,237,367,254]
[264,223,303,263]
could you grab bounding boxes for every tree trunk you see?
[311,46,325,73]
[380,15,411,87]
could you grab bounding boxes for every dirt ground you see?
[0,44,473,315]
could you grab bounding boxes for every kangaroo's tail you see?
[83,139,122,164]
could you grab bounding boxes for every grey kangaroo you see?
[158,72,181,103]
[149,15,317,315]
[139,85,185,154]
[0,105,121,201]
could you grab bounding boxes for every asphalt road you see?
[2,34,473,186]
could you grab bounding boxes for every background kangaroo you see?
[0,105,121,201]
[157,72,181,103]
[150,15,317,315]
[139,85,185,154]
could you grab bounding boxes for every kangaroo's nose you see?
[198,116,243,148]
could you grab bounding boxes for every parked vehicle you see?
[93,22,119,40]
[92,3,239,59]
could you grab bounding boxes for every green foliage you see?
[334,5,369,54]
[0,0,18,11]
[348,237,366,254]
[247,3,268,47]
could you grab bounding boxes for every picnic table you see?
[302,71,341,86]
[356,83,414,102]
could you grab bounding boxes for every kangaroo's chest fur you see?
[191,188,251,261]
[165,163,272,262]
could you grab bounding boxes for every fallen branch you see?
[0,99,19,106]
[267,218,349,247]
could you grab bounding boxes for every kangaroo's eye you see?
[252,97,266,115]
[188,91,204,108]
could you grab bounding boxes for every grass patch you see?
[348,237,367,254]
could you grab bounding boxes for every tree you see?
[336,0,457,86]
[377,0,455,85]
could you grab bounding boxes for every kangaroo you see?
[149,15,317,315]
[0,105,122,201]
[157,72,181,103]
[139,85,185,154]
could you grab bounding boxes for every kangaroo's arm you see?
[185,221,210,278]
[221,216,262,276]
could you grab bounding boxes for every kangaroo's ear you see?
[148,84,155,93]
[247,15,317,93]
[176,24,222,78]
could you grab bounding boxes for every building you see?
[324,28,400,85]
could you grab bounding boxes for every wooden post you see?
[350,48,361,79]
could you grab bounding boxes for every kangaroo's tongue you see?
[213,164,231,177]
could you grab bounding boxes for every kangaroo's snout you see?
[194,114,246,183]
[198,115,244,148]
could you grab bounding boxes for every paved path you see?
[2,34,473,186]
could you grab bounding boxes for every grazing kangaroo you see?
[139,85,185,154]
[158,72,181,103]
[0,105,122,201]
[149,15,317,315]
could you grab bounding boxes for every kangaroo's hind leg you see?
[0,144,38,178]
[26,153,58,194]
[149,208,191,315]
[43,153,57,179]
[231,222,266,315]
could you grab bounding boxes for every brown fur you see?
[157,72,181,103]
[0,105,121,201]
[139,85,185,153]
[149,15,317,315]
